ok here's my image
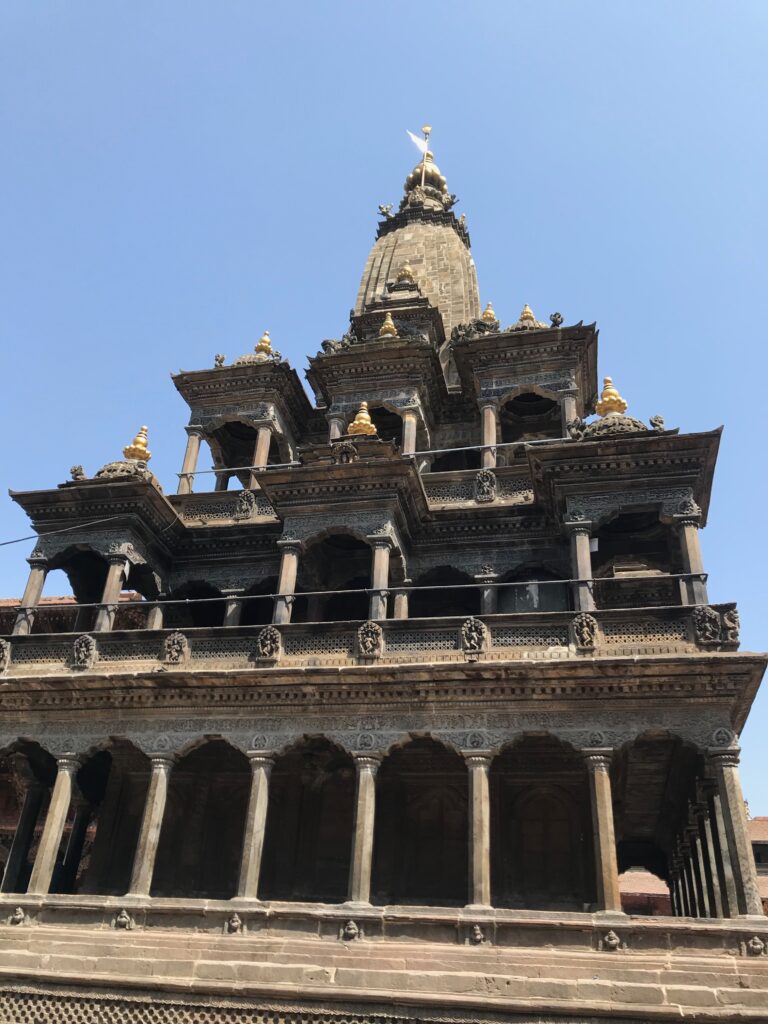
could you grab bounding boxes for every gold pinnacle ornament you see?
[123,426,151,462]
[255,330,272,356]
[378,312,399,338]
[482,302,497,323]
[396,263,416,284]
[347,401,378,436]
[595,376,629,417]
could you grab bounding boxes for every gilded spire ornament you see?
[595,376,629,417]
[347,401,378,437]
[123,426,151,462]
[481,302,497,323]
[396,263,416,285]
[255,330,272,356]
[378,312,399,339]
[509,303,548,331]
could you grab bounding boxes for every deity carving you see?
[333,441,359,465]
[466,924,487,945]
[9,907,25,926]
[357,620,383,659]
[572,613,598,651]
[746,936,766,957]
[69,464,86,481]
[113,909,134,930]
[226,913,242,934]
[461,617,487,658]
[601,929,624,951]
[473,469,497,503]
[339,919,361,941]
[72,634,97,670]
[164,632,189,665]
[692,606,722,645]
[722,607,740,644]
[234,489,256,520]
[0,638,10,673]
[255,626,281,661]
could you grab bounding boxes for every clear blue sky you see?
[1,2,766,806]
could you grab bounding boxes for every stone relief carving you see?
[339,919,361,941]
[460,617,487,660]
[113,909,134,930]
[473,469,497,503]
[480,370,575,401]
[72,635,97,670]
[600,929,625,952]
[233,490,257,520]
[8,907,25,926]
[332,441,359,465]
[0,638,10,673]
[712,727,735,747]
[69,464,86,481]
[164,632,189,665]
[357,621,383,659]
[692,606,722,645]
[745,936,766,957]
[722,607,740,644]
[225,913,243,934]
[572,613,598,651]
[466,924,487,945]
[566,487,694,525]
[255,626,281,662]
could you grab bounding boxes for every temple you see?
[0,136,767,1024]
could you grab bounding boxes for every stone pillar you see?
[28,756,80,895]
[128,755,174,896]
[146,601,165,630]
[694,800,722,918]
[465,753,492,907]
[480,403,497,470]
[704,778,738,918]
[393,583,410,620]
[708,748,763,916]
[686,824,708,917]
[177,427,203,495]
[328,415,346,442]
[348,754,380,904]
[1,781,44,892]
[214,470,231,491]
[59,799,93,892]
[402,410,418,455]
[249,425,273,487]
[273,540,301,625]
[675,509,708,605]
[368,538,392,621]
[475,570,498,615]
[568,521,595,612]
[682,845,698,916]
[561,392,578,436]
[94,555,128,632]
[12,556,48,636]
[237,753,274,898]
[674,849,691,916]
[223,595,242,628]
[584,751,621,912]
[668,864,681,917]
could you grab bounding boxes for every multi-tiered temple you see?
[0,143,766,1023]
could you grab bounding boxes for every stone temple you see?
[0,141,767,1023]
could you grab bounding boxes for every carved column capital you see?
[276,537,304,554]
[54,755,81,774]
[582,749,613,773]
[148,754,176,771]
[184,424,204,438]
[707,746,741,769]
[566,519,593,536]
[246,752,275,774]
[366,533,395,550]
[463,752,493,771]
[26,553,48,570]
[352,754,381,775]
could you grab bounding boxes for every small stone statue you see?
[649,414,665,432]
[164,631,188,665]
[601,929,623,951]
[473,469,497,503]
[340,919,361,941]
[357,620,383,659]
[114,909,134,930]
[9,907,25,926]
[70,465,86,481]
[746,935,766,956]
[226,913,242,934]
[73,634,97,669]
[467,924,486,945]
[572,613,598,651]
[378,203,393,219]
[549,312,564,328]
[214,353,225,368]
[461,617,487,655]
[255,625,281,660]
[692,606,722,645]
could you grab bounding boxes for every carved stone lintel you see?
[357,620,383,660]
[255,626,281,662]
[572,612,598,651]
[72,634,97,670]
[164,632,189,666]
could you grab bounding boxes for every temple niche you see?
[0,133,765,1023]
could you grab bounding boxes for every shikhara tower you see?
[0,138,766,1024]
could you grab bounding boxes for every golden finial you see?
[396,263,415,285]
[347,401,378,437]
[255,330,272,355]
[595,376,629,417]
[378,312,399,338]
[123,426,151,462]
[520,304,535,324]
[481,302,497,323]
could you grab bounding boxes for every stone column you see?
[686,824,708,917]
[475,570,498,615]
[465,753,492,907]
[704,778,738,917]
[675,509,708,605]
[368,538,392,621]
[584,751,621,912]
[249,425,273,487]
[561,392,578,436]
[1,781,44,892]
[146,601,165,630]
[402,410,418,455]
[393,582,410,620]
[676,847,692,916]
[568,521,595,612]
[273,540,301,625]
[94,555,128,632]
[668,863,681,917]
[328,415,346,442]
[480,402,497,470]
[177,427,203,495]
[12,556,48,636]
[694,798,721,918]
[348,755,380,904]
[214,470,231,491]
[223,594,243,627]
[682,845,698,916]
[237,753,274,898]
[128,755,174,896]
[708,748,763,916]
[59,799,93,892]
[28,756,80,895]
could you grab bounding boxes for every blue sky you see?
[1,2,766,806]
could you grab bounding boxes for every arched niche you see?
[490,736,594,910]
[409,566,479,619]
[592,510,679,608]
[293,533,371,623]
[259,737,355,903]
[152,740,249,900]
[163,581,225,629]
[372,737,468,907]
[36,547,109,633]
[499,390,561,444]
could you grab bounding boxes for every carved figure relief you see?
[572,613,598,651]
[692,606,722,645]
[233,490,256,520]
[69,464,86,481]
[8,907,25,926]
[113,909,134,930]
[72,634,97,670]
[332,441,359,465]
[0,638,9,673]
[339,919,361,941]
[164,632,189,665]
[461,617,487,659]
[255,626,281,661]
[466,924,487,945]
[722,607,740,644]
[745,936,766,957]
[473,469,497,503]
[600,929,624,951]
[357,620,383,659]
[225,913,242,934]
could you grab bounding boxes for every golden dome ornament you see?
[123,426,151,462]
[595,376,629,417]
[378,312,399,339]
[509,303,548,331]
[255,330,272,355]
[396,263,416,285]
[481,302,497,323]
[347,401,378,437]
